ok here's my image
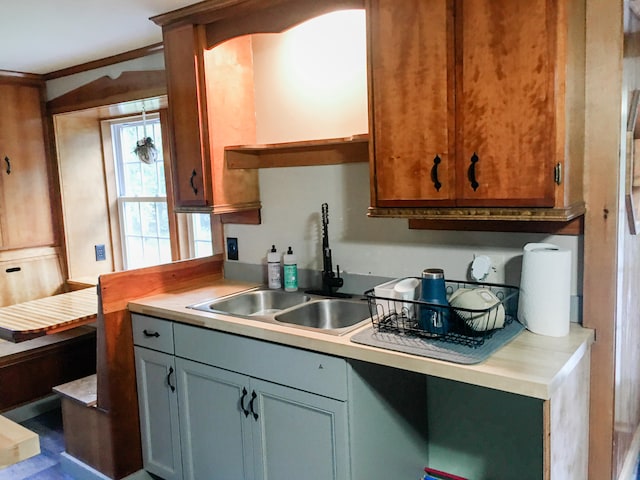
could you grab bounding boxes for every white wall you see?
[224,11,582,294]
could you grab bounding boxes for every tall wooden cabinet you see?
[161,24,260,214]
[0,76,55,247]
[367,0,586,220]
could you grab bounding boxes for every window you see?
[109,113,214,269]
[111,115,171,269]
[189,214,213,258]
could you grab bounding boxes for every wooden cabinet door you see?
[455,0,557,207]
[176,358,254,480]
[134,347,183,480]
[163,24,211,209]
[367,0,455,207]
[251,378,349,480]
[0,81,55,248]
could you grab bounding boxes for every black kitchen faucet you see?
[306,203,351,298]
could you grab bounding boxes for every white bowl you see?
[449,288,505,331]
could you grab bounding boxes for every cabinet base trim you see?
[369,202,586,223]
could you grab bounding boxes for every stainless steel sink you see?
[188,288,371,335]
[189,289,310,318]
[274,299,370,334]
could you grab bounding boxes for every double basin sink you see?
[189,288,371,336]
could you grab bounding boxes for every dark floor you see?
[4,408,640,480]
[0,409,75,480]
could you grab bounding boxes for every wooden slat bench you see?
[0,288,97,343]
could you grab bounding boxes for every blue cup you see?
[418,268,450,335]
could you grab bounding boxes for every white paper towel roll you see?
[518,243,571,337]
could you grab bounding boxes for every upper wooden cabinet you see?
[0,77,56,248]
[155,0,364,214]
[367,0,586,221]
[162,24,260,213]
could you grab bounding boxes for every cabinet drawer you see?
[174,323,348,400]
[131,314,174,354]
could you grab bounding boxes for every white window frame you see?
[109,114,172,270]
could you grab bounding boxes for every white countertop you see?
[127,278,594,400]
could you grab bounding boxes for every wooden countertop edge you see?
[128,282,594,401]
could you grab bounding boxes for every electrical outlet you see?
[227,237,239,261]
[95,244,106,262]
[470,254,505,283]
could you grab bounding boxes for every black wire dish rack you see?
[364,278,520,348]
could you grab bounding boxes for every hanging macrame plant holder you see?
[133,109,159,164]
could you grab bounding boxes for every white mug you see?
[393,278,420,320]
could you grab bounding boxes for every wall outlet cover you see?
[95,244,106,262]
[227,237,239,261]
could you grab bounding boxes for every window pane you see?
[195,240,213,258]
[157,203,170,238]
[143,237,161,266]
[191,213,213,258]
[123,161,142,196]
[140,203,158,237]
[123,202,142,236]
[126,236,144,269]
[114,118,165,197]
[159,238,172,263]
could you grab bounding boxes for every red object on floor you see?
[424,466,469,480]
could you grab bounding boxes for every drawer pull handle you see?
[143,330,160,338]
[240,387,250,417]
[189,169,198,195]
[249,390,259,421]
[5,267,21,273]
[468,153,480,191]
[4,156,10,175]
[430,155,442,191]
[167,367,176,392]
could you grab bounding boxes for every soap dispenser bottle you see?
[267,245,281,289]
[283,246,298,292]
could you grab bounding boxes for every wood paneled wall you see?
[614,6,640,478]
[54,113,114,281]
[582,0,625,478]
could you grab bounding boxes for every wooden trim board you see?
[0,415,40,469]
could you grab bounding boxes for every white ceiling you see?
[0,0,203,75]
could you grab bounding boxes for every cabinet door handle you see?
[467,153,479,191]
[554,162,562,185]
[249,390,259,421]
[430,155,442,191]
[167,366,176,392]
[189,169,198,195]
[4,156,10,175]
[143,329,160,338]
[240,387,250,417]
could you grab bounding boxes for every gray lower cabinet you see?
[134,346,182,480]
[176,358,349,480]
[132,313,428,480]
